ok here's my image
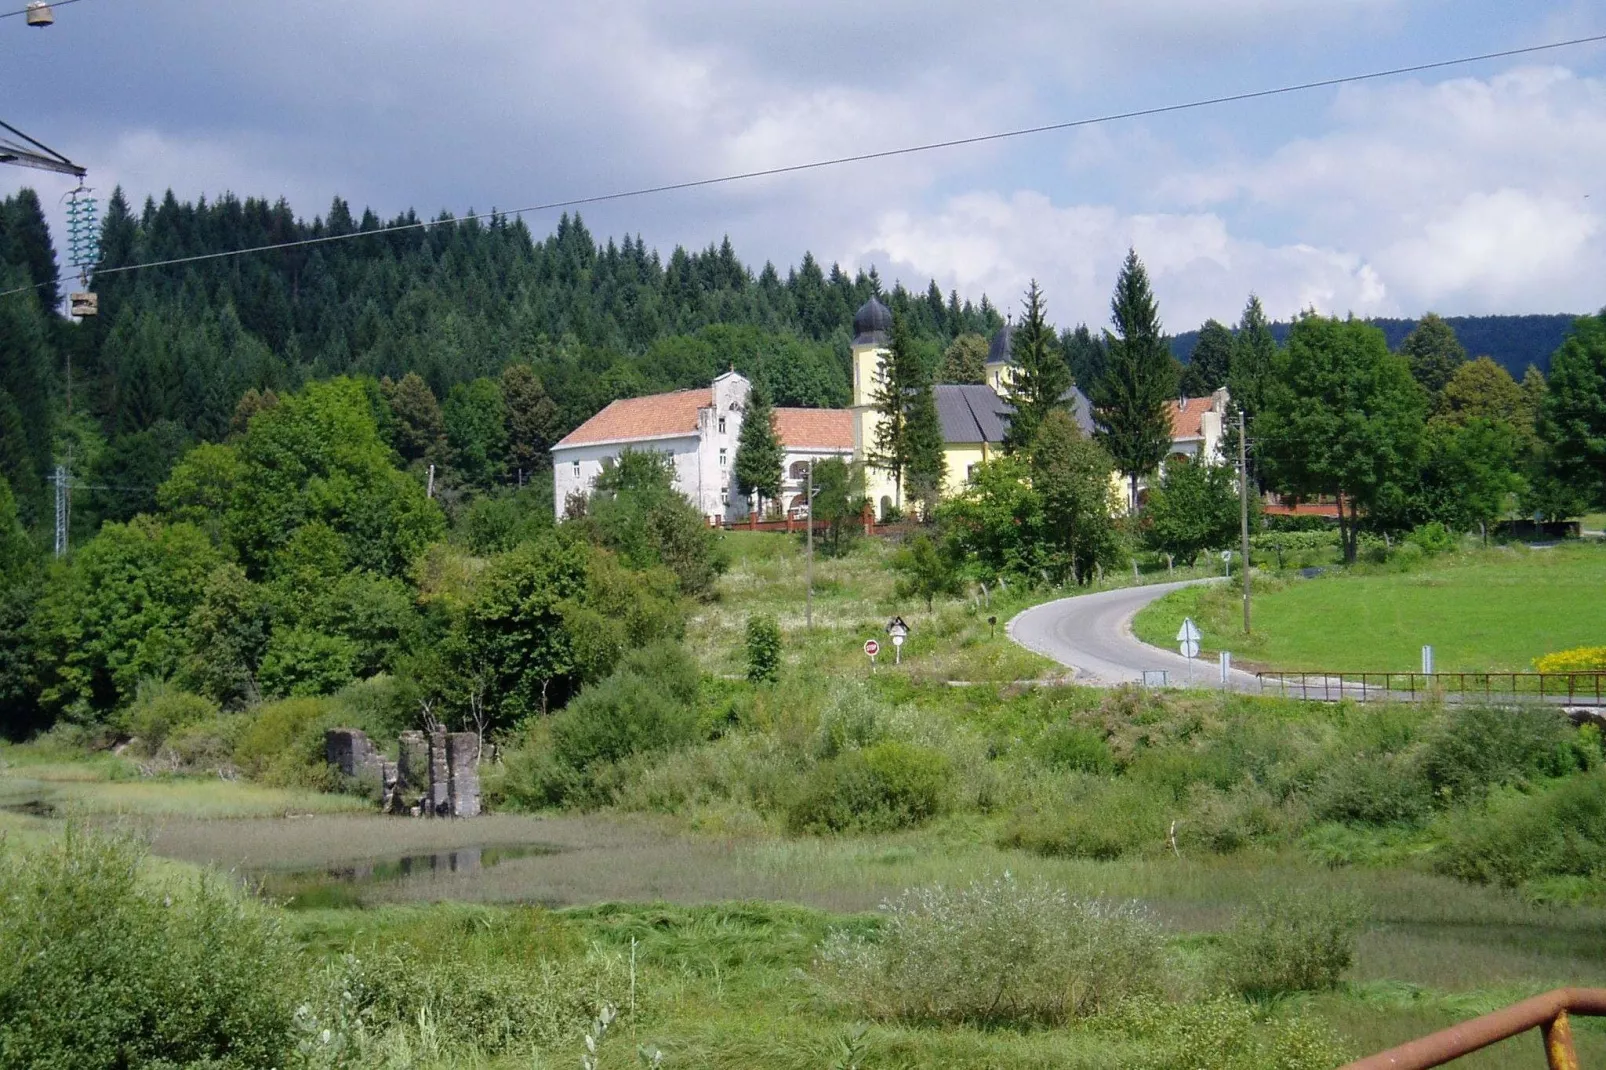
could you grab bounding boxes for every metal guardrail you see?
[1256,671,1606,706]
[1343,987,1606,1069]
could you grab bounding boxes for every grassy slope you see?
[1132,542,1606,673]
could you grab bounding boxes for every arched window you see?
[789,460,810,481]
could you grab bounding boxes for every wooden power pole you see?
[1238,407,1252,634]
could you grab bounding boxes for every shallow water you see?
[247,843,561,909]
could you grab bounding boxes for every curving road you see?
[1008,579,1262,690]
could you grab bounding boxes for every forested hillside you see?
[1173,314,1579,378]
[0,186,1004,535]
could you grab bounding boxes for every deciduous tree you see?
[1030,409,1120,585]
[938,332,989,385]
[1540,310,1606,507]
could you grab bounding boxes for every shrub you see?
[123,679,219,748]
[1218,889,1364,1000]
[1111,998,1351,1070]
[745,614,781,684]
[1535,646,1606,673]
[1420,705,1571,804]
[1308,756,1431,826]
[233,696,343,789]
[1035,722,1114,774]
[1406,520,1458,555]
[786,741,951,834]
[818,874,1161,1025]
[1000,776,1171,860]
[1437,772,1606,888]
[258,626,359,698]
[813,681,890,759]
[549,642,702,773]
[0,829,295,1069]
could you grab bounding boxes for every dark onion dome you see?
[987,323,1014,365]
[852,296,893,345]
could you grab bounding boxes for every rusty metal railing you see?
[1255,672,1606,707]
[1343,987,1606,1069]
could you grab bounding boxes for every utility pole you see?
[53,462,68,557]
[1238,407,1252,634]
[805,459,814,630]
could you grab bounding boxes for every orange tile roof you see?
[774,408,854,450]
[1169,397,1215,440]
[557,389,707,447]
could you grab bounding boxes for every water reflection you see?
[250,844,557,909]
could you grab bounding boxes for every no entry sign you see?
[863,639,880,658]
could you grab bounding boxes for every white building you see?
[552,371,750,522]
[551,371,857,524]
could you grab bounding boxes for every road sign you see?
[864,639,880,659]
[1177,617,1201,663]
[887,617,908,664]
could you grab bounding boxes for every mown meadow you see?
[5,531,1606,1068]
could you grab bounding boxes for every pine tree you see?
[733,381,783,516]
[871,312,942,510]
[1227,294,1279,488]
[1093,250,1176,511]
[904,360,946,518]
[1061,324,1106,394]
[383,372,446,465]
[1003,280,1070,453]
[500,363,559,484]
[1401,313,1467,404]
[938,332,988,384]
[1187,319,1234,393]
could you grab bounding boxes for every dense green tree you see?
[444,377,510,488]
[892,533,963,611]
[1401,313,1467,405]
[1002,281,1071,453]
[1417,417,1525,536]
[33,517,221,718]
[582,448,727,599]
[808,457,867,555]
[3,189,60,312]
[1186,319,1234,394]
[1540,310,1606,507]
[1062,324,1106,394]
[224,378,446,578]
[1093,250,1176,512]
[1257,315,1427,561]
[733,382,783,516]
[1439,357,1527,433]
[500,362,559,484]
[1142,459,1250,565]
[182,563,272,708]
[1229,295,1279,427]
[0,475,30,578]
[1029,409,1121,584]
[871,311,943,511]
[84,420,192,526]
[156,442,240,543]
[381,372,446,465]
[937,455,1045,581]
[938,332,989,384]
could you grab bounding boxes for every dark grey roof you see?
[852,297,893,346]
[1059,385,1096,436]
[934,384,1012,445]
[986,324,1014,365]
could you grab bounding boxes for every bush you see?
[1035,722,1114,774]
[1111,998,1351,1070]
[1000,776,1171,860]
[812,681,890,759]
[1218,889,1364,1000]
[1308,756,1431,826]
[549,642,703,774]
[1406,520,1458,555]
[233,696,342,789]
[1420,705,1571,804]
[258,626,358,698]
[1437,772,1606,888]
[0,829,295,1069]
[123,680,219,748]
[1535,646,1606,673]
[818,874,1161,1025]
[786,741,951,834]
[745,614,781,683]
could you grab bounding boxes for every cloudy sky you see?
[3,0,1603,331]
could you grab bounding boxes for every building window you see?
[571,460,580,478]
[718,416,727,434]
[719,448,727,467]
[967,464,976,482]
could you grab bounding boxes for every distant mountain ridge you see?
[1171,314,1582,378]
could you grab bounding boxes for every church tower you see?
[984,321,1016,395]
[848,296,900,518]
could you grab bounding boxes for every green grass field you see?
[1133,542,1606,673]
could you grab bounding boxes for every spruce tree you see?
[500,362,559,484]
[1003,280,1070,452]
[1187,319,1234,393]
[1401,313,1467,404]
[871,312,943,511]
[1061,324,1106,394]
[733,381,783,516]
[1093,250,1176,511]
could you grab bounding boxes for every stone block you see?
[445,732,481,817]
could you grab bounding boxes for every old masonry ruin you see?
[325,728,481,817]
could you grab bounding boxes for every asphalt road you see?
[1007,578,1263,691]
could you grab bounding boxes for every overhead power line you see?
[3,29,1604,302]
[0,0,91,20]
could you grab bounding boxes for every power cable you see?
[3,29,1604,301]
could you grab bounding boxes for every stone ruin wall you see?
[325,728,481,816]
